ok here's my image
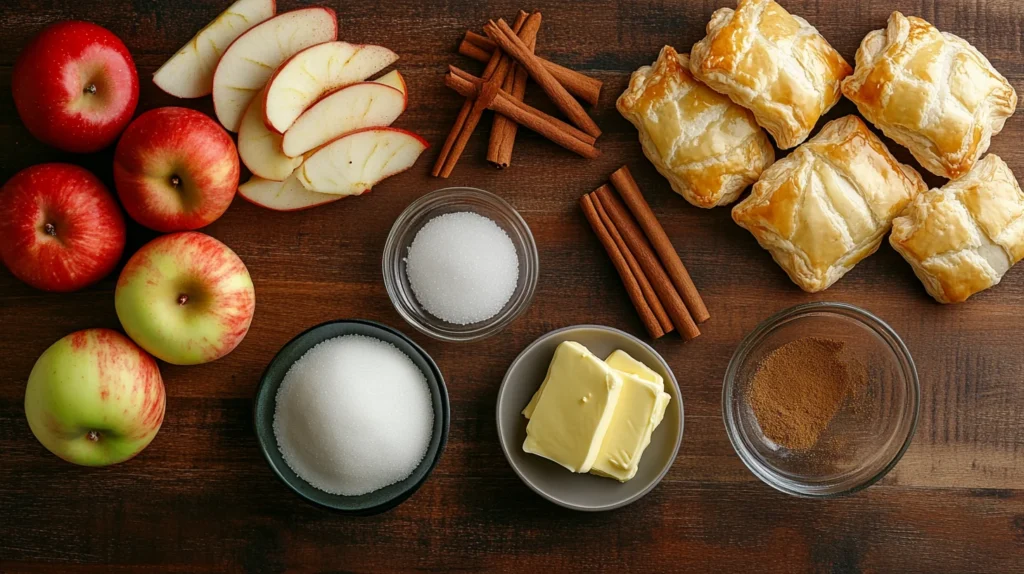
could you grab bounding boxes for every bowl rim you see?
[382,186,539,343]
[253,318,450,515]
[722,301,920,498]
[496,324,685,511]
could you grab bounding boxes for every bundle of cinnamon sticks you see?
[581,166,710,340]
[432,10,603,178]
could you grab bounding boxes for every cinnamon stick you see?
[581,194,664,339]
[445,69,599,159]
[488,11,540,168]
[432,12,530,178]
[590,187,674,335]
[461,31,602,106]
[595,186,700,340]
[484,18,601,139]
[610,165,710,323]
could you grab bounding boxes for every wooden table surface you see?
[3,0,1024,572]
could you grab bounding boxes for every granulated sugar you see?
[405,211,519,325]
[273,335,433,496]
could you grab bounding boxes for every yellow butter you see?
[590,373,671,482]
[522,341,624,473]
[604,349,664,391]
[523,348,663,419]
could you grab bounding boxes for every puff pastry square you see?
[689,0,852,150]
[733,116,926,292]
[617,46,775,208]
[842,12,1017,179]
[890,155,1024,303]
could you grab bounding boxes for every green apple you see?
[115,231,256,365]
[25,328,166,466]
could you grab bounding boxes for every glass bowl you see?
[723,302,919,498]
[383,187,539,342]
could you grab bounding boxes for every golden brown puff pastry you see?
[689,0,852,150]
[733,116,926,292]
[842,12,1017,180]
[617,46,775,208]
[890,155,1024,303]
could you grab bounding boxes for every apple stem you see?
[170,175,181,188]
[86,430,101,442]
[178,294,189,306]
[84,84,97,95]
[43,223,57,237]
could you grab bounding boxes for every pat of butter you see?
[605,349,664,391]
[522,341,624,473]
[590,373,671,482]
[523,348,663,418]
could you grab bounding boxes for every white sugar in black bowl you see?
[383,187,539,342]
[253,320,449,515]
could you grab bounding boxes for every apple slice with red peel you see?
[238,173,341,211]
[372,70,407,97]
[297,128,428,195]
[153,0,276,98]
[263,42,398,133]
[281,83,405,158]
[238,87,302,180]
[212,7,337,132]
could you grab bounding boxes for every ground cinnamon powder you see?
[749,337,866,451]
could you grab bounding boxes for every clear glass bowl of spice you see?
[723,302,919,497]
[383,187,539,342]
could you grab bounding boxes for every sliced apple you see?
[153,0,276,98]
[238,87,302,180]
[263,42,399,133]
[373,70,407,97]
[281,83,405,158]
[212,7,337,132]
[238,172,341,211]
[296,128,428,195]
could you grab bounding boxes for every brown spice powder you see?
[749,337,866,451]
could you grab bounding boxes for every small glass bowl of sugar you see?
[384,187,539,342]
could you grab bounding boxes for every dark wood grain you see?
[3,0,1024,572]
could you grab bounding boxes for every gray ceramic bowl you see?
[253,319,449,515]
[496,325,684,511]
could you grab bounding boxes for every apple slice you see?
[212,8,337,132]
[238,87,302,180]
[373,70,407,96]
[153,0,276,98]
[296,128,428,195]
[238,173,341,211]
[281,83,405,158]
[263,42,398,133]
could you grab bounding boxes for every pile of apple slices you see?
[152,0,427,211]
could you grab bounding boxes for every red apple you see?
[0,163,126,292]
[13,21,139,153]
[114,107,240,232]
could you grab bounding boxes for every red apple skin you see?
[0,163,126,292]
[114,107,240,232]
[13,21,139,153]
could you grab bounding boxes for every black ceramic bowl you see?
[253,319,449,515]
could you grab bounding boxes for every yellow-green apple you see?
[281,82,406,158]
[263,41,398,133]
[115,232,256,365]
[297,128,428,195]
[212,8,337,132]
[25,328,165,466]
[0,163,125,292]
[114,107,239,232]
[13,21,139,153]
[238,172,341,211]
[238,86,302,181]
[152,0,276,98]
